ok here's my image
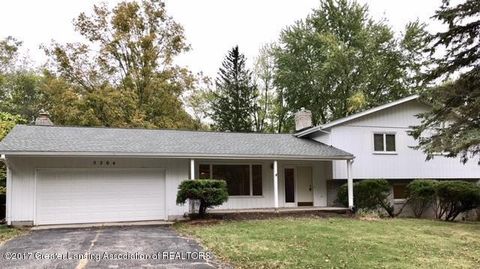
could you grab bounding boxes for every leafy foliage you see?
[410,0,480,164]
[42,0,198,129]
[435,180,480,221]
[0,36,22,74]
[0,113,27,140]
[176,179,228,217]
[273,0,428,128]
[0,112,27,194]
[338,179,394,217]
[253,44,285,133]
[0,37,44,123]
[405,179,438,218]
[210,46,259,132]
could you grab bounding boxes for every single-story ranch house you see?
[0,95,478,226]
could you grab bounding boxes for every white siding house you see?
[0,125,352,226]
[306,98,479,180]
[1,95,478,226]
[296,95,479,208]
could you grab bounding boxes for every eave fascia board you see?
[1,151,355,161]
[295,95,420,137]
[294,126,329,138]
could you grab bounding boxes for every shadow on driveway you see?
[0,225,223,268]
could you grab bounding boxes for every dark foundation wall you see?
[327,178,480,220]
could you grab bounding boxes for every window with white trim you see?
[198,164,263,196]
[373,133,396,152]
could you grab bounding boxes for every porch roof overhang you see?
[0,125,354,161]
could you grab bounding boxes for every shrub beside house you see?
[338,179,480,221]
[176,179,228,217]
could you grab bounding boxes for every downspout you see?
[0,154,11,225]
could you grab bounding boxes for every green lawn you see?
[175,217,480,269]
[0,225,25,245]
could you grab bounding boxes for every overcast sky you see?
[1,0,444,78]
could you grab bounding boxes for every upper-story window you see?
[373,133,396,152]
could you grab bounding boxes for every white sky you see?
[0,0,444,78]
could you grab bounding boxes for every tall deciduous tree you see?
[273,0,429,128]
[0,37,43,123]
[210,46,259,132]
[0,113,27,194]
[0,37,21,74]
[410,0,480,164]
[43,0,196,129]
[253,44,285,133]
[184,74,214,130]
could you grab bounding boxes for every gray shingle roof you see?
[0,125,353,160]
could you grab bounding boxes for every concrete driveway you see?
[0,225,221,268]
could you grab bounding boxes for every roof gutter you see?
[294,126,327,138]
[1,151,355,161]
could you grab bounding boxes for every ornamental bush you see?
[435,181,480,221]
[176,179,228,217]
[405,180,438,218]
[338,179,394,217]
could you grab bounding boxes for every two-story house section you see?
[295,95,479,206]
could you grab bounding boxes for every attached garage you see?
[35,168,166,225]
[1,124,355,226]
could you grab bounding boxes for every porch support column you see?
[190,159,195,179]
[6,165,11,225]
[273,160,279,209]
[189,159,195,214]
[347,159,354,209]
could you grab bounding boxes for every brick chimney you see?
[294,108,312,131]
[35,109,53,126]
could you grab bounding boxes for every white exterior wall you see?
[7,156,333,224]
[196,159,331,209]
[277,160,330,208]
[7,156,190,223]
[312,100,479,179]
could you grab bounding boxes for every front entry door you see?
[296,166,313,206]
[284,168,296,207]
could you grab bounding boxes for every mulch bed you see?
[185,209,353,225]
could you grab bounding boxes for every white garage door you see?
[35,168,166,225]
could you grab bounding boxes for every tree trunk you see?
[198,200,207,217]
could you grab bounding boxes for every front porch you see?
[188,158,354,212]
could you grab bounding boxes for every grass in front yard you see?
[0,225,25,245]
[175,217,480,269]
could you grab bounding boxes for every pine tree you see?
[211,46,258,132]
[410,0,480,164]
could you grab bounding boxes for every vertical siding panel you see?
[312,101,480,179]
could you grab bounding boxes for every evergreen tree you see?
[211,46,258,132]
[410,0,480,164]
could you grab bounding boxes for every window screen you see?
[212,165,250,196]
[374,134,384,151]
[199,164,210,179]
[374,133,396,152]
[252,165,263,196]
[285,168,295,203]
[385,134,396,151]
